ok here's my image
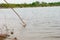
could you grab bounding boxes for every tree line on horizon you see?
[0,1,60,8]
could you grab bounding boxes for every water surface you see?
[0,7,60,40]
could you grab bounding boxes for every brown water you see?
[0,7,60,40]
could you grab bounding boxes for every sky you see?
[0,0,60,4]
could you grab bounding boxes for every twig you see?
[4,0,26,27]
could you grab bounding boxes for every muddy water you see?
[0,7,60,40]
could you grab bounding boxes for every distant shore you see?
[0,1,60,8]
[0,6,60,9]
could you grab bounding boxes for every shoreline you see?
[0,6,60,9]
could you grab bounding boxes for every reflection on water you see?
[0,7,60,40]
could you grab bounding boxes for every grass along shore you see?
[0,1,60,8]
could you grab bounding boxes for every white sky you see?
[0,0,60,4]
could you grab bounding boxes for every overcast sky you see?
[0,0,60,4]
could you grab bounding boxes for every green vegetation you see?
[0,1,60,8]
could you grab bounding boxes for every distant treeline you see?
[0,1,60,8]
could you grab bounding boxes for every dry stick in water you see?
[4,0,26,27]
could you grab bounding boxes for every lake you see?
[0,7,60,40]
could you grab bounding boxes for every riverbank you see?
[0,1,60,8]
[0,6,60,9]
